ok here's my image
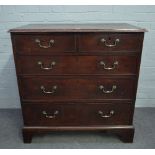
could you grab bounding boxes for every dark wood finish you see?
[19,76,136,100]
[115,127,135,143]
[79,33,144,52]
[12,33,76,54]
[22,102,134,126]
[16,55,139,75]
[10,23,146,143]
[22,125,134,143]
[22,129,34,143]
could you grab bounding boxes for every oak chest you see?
[9,23,146,143]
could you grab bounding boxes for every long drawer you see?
[22,102,134,126]
[79,33,143,52]
[16,55,139,75]
[12,33,76,54]
[19,76,136,101]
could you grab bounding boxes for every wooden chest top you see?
[9,23,147,33]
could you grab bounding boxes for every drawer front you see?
[13,33,76,54]
[16,55,139,75]
[22,104,80,126]
[19,76,136,101]
[79,33,143,52]
[22,102,133,126]
[81,102,134,125]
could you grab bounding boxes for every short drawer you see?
[79,33,144,52]
[19,76,136,101]
[22,102,133,126]
[12,33,76,55]
[16,55,139,75]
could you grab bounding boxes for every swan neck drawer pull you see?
[35,39,55,48]
[98,110,115,118]
[40,85,57,94]
[99,85,117,94]
[37,61,56,70]
[100,38,120,47]
[100,61,118,70]
[42,110,59,119]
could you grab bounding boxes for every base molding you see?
[22,125,134,143]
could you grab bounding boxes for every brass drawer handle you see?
[37,61,56,70]
[98,110,115,118]
[42,110,59,119]
[100,61,118,70]
[100,38,120,47]
[40,85,57,94]
[99,85,117,94]
[35,39,55,48]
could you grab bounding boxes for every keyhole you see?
[108,37,111,41]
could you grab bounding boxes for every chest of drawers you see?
[9,23,146,143]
